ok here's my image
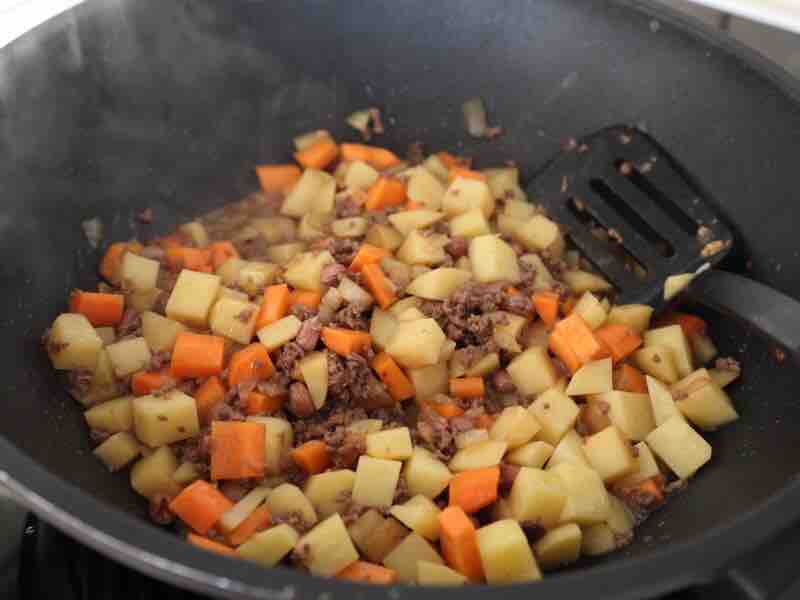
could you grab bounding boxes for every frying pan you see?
[1,1,800,598]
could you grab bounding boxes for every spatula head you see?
[527,126,732,307]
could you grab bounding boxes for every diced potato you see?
[172,461,201,486]
[80,349,121,406]
[367,427,414,460]
[484,167,521,199]
[165,270,221,327]
[370,309,398,351]
[217,258,248,285]
[546,429,591,470]
[594,391,655,442]
[283,250,335,292]
[507,347,559,396]
[469,234,521,284]
[295,514,358,576]
[84,396,133,433]
[606,304,653,333]
[366,223,404,251]
[709,367,739,389]
[564,270,613,294]
[407,167,446,209]
[386,318,446,368]
[238,261,279,296]
[331,217,368,238]
[124,287,161,314]
[348,509,386,555]
[664,272,695,300]
[449,440,508,472]
[606,494,635,536]
[237,524,299,566]
[397,230,447,266]
[106,337,152,378]
[397,307,425,321]
[130,446,180,499]
[264,242,306,266]
[379,256,412,289]
[634,345,680,384]
[417,561,467,586]
[219,487,272,534]
[508,468,567,529]
[495,214,519,237]
[94,327,116,346]
[644,325,693,377]
[404,447,453,499]
[141,311,186,353]
[464,352,500,377]
[347,418,383,435]
[47,313,103,370]
[282,169,336,217]
[209,297,258,344]
[390,495,442,541]
[519,254,555,291]
[297,213,329,241]
[490,406,541,449]
[257,315,301,351]
[583,426,636,483]
[132,390,199,448]
[358,515,409,563]
[406,268,471,301]
[690,332,718,364]
[449,208,491,239]
[455,429,490,449]
[382,532,442,583]
[442,177,495,219]
[294,129,330,151]
[120,252,160,291]
[645,416,712,478]
[492,311,528,354]
[338,276,373,307]
[565,357,613,396]
[94,431,140,471]
[646,375,683,426]
[304,470,356,518]
[179,221,209,247]
[581,523,617,556]
[673,369,738,430]
[352,456,402,508]
[573,292,607,330]
[389,210,446,236]
[248,416,293,476]
[476,520,542,583]
[251,216,297,245]
[513,215,564,257]
[267,483,318,529]
[345,160,380,190]
[298,352,328,410]
[535,523,582,570]
[528,388,580,445]
[490,497,514,521]
[551,463,610,526]
[423,154,449,181]
[388,296,421,316]
[616,441,660,487]
[506,441,554,468]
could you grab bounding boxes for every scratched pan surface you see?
[1,1,800,598]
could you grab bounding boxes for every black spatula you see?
[527,126,800,360]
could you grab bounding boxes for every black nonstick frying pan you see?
[1,1,800,598]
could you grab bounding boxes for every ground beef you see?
[331,303,370,331]
[288,382,315,418]
[502,293,534,316]
[366,208,398,225]
[275,342,306,374]
[235,236,271,260]
[715,356,741,374]
[293,406,369,443]
[491,369,516,393]
[290,304,317,321]
[330,431,366,469]
[296,317,322,351]
[89,429,111,445]
[116,308,141,337]
[326,352,392,409]
[450,414,475,434]
[148,494,175,526]
[320,263,347,287]
[327,238,359,264]
[437,282,509,345]
[415,409,456,460]
[335,195,361,219]
[208,401,245,422]
[521,521,546,544]
[177,378,199,396]
[258,373,290,398]
[180,432,211,465]
[150,351,171,371]
[444,237,468,259]
[500,463,520,492]
[393,476,410,504]
[340,500,369,525]
[68,369,93,398]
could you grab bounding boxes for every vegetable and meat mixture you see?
[44,128,742,585]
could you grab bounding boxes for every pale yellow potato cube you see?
[366,427,413,460]
[130,446,180,499]
[469,234,521,284]
[237,524,299,565]
[94,327,116,346]
[396,307,424,321]
[347,419,383,435]
[507,347,559,397]
[406,268,472,301]
[495,213,520,237]
[209,297,258,344]
[606,304,653,333]
[389,209,446,236]
[519,253,555,291]
[106,337,152,378]
[120,252,160,291]
[304,470,356,518]
[172,462,201,486]
[248,416,293,476]
[282,168,336,217]
[506,441,554,468]
[79,349,122,406]
[407,167,446,209]
[645,416,712,478]
[355,515,409,563]
[283,250,334,292]
[217,258,248,285]
[464,352,500,377]
[508,468,567,529]
[709,367,739,389]
[417,561,467,586]
[298,352,328,409]
[644,325,693,377]
[673,369,738,430]
[491,311,528,354]
[219,486,272,534]
[295,514,358,576]
[370,308,398,351]
[331,217,369,238]
[646,375,684,425]
[338,276,374,307]
[386,318,446,368]
[366,223,404,251]
[397,229,448,266]
[266,484,318,529]
[521,320,550,349]
[442,177,495,218]
[449,208,491,238]
[347,509,386,555]
[264,242,306,266]
[256,315,301,351]
[476,520,542,584]
[529,388,580,445]
[345,160,380,190]
[596,390,656,442]
[634,345,680,384]
[583,426,636,483]
[47,313,103,370]
[94,431,140,471]
[581,523,617,556]
[455,429,490,449]
[297,213,329,242]
[606,494,635,537]
[388,296,421,316]
[84,396,133,432]
[383,532,443,583]
[485,167,523,201]
[404,447,453,499]
[562,270,612,294]
[566,357,613,396]
[293,129,330,151]
[535,523,582,570]
[179,221,209,247]
[616,441,661,487]
[238,261,279,296]
[423,154,449,181]
[490,406,541,449]
[390,495,442,541]
[550,463,610,526]
[251,216,297,245]
[352,456,402,508]
[141,311,186,353]
[546,429,591,470]
[448,440,508,472]
[513,215,564,256]
[165,270,221,327]
[573,292,607,330]
[132,390,199,448]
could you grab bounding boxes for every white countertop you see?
[0,0,83,48]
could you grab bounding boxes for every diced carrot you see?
[449,377,485,399]
[349,243,390,273]
[372,352,415,402]
[255,164,302,193]
[171,332,226,378]
[337,561,399,584]
[256,284,291,330]
[449,466,500,513]
[99,242,140,283]
[419,397,465,418]
[340,144,401,170]
[290,440,331,475]
[448,166,486,182]
[158,234,184,250]
[659,312,707,338]
[405,199,422,210]
[69,291,124,326]
[165,247,212,272]
[548,313,609,374]
[209,241,239,271]
[210,420,267,480]
[439,506,484,582]
[594,324,643,363]
[505,286,521,296]
[194,376,226,425]
[131,370,174,396]
[288,289,322,310]
[340,143,373,163]
[370,147,402,170]
[228,343,274,387]
[533,291,560,328]
[361,263,396,309]
[187,533,237,557]
[321,327,373,356]
[473,414,494,430]
[616,476,665,505]
[245,391,284,416]
[294,137,339,170]
[169,480,234,535]
[226,505,272,547]
[365,178,406,211]
[613,364,648,393]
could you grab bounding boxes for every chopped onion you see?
[463,97,489,137]
[218,485,271,534]
[82,218,103,249]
